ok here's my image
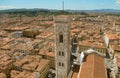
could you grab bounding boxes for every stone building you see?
[54,15,71,78]
[79,40,107,55]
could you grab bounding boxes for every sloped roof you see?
[79,53,107,78]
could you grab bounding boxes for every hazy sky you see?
[0,0,120,10]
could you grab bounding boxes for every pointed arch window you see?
[59,34,63,43]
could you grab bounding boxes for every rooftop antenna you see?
[62,0,64,14]
[63,0,64,11]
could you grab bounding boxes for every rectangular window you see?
[62,63,64,67]
[59,34,63,43]
[59,51,61,56]
[59,62,61,66]
[62,52,64,56]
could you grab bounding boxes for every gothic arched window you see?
[59,34,63,43]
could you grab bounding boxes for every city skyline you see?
[0,1,120,77]
[0,0,120,10]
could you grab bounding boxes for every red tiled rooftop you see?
[10,70,36,78]
[0,72,6,78]
[36,59,50,72]
[79,53,107,78]
[112,44,120,52]
[47,52,55,57]
[106,34,119,40]
[22,62,38,71]
[72,72,78,78]
[14,55,41,67]
[0,54,14,70]
[79,40,107,49]
[71,28,80,33]
[36,31,53,39]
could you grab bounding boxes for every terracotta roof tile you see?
[79,53,107,78]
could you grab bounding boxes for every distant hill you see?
[0,8,71,16]
[67,9,120,13]
[0,8,120,16]
[0,8,120,13]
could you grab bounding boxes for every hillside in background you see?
[0,8,120,17]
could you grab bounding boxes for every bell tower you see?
[54,15,71,78]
